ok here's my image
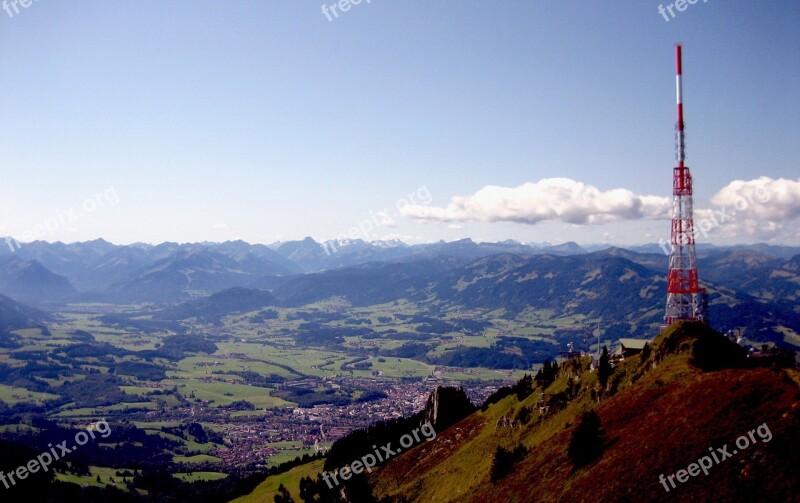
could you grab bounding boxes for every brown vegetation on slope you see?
[372,322,800,502]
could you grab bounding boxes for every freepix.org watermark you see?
[658,0,709,23]
[321,0,373,22]
[1,419,112,490]
[321,421,436,489]
[658,422,772,493]
[321,185,432,256]
[2,0,41,19]
[4,187,119,252]
[657,185,770,256]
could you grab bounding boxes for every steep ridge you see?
[369,322,800,502]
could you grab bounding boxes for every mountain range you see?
[0,237,796,353]
[1,237,798,305]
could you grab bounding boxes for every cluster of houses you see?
[562,337,652,369]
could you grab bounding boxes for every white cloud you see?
[710,177,800,221]
[694,177,800,241]
[399,178,671,225]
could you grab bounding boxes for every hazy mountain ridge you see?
[699,250,800,302]
[92,250,798,354]
[0,238,800,325]
[270,256,470,307]
[0,255,78,303]
[156,286,279,325]
[0,294,50,335]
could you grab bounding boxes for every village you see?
[135,374,502,469]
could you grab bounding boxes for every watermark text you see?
[658,422,771,492]
[1,419,111,490]
[321,421,436,489]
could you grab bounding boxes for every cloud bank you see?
[400,176,800,242]
[710,177,800,221]
[702,177,800,240]
[399,178,670,225]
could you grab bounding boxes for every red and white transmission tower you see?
[664,44,708,326]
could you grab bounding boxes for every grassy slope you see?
[231,459,324,503]
[371,322,800,502]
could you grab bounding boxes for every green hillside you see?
[369,322,800,502]
[232,459,324,503]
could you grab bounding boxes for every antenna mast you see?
[664,45,708,327]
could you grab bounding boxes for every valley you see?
[0,239,798,500]
[0,295,545,490]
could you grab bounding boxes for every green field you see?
[267,440,302,449]
[212,342,351,377]
[174,454,222,464]
[0,384,60,405]
[53,401,160,417]
[267,448,316,467]
[141,429,221,454]
[55,466,130,491]
[162,378,294,408]
[173,471,228,482]
[172,355,295,379]
[132,421,182,429]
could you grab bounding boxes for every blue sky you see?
[0,1,798,246]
